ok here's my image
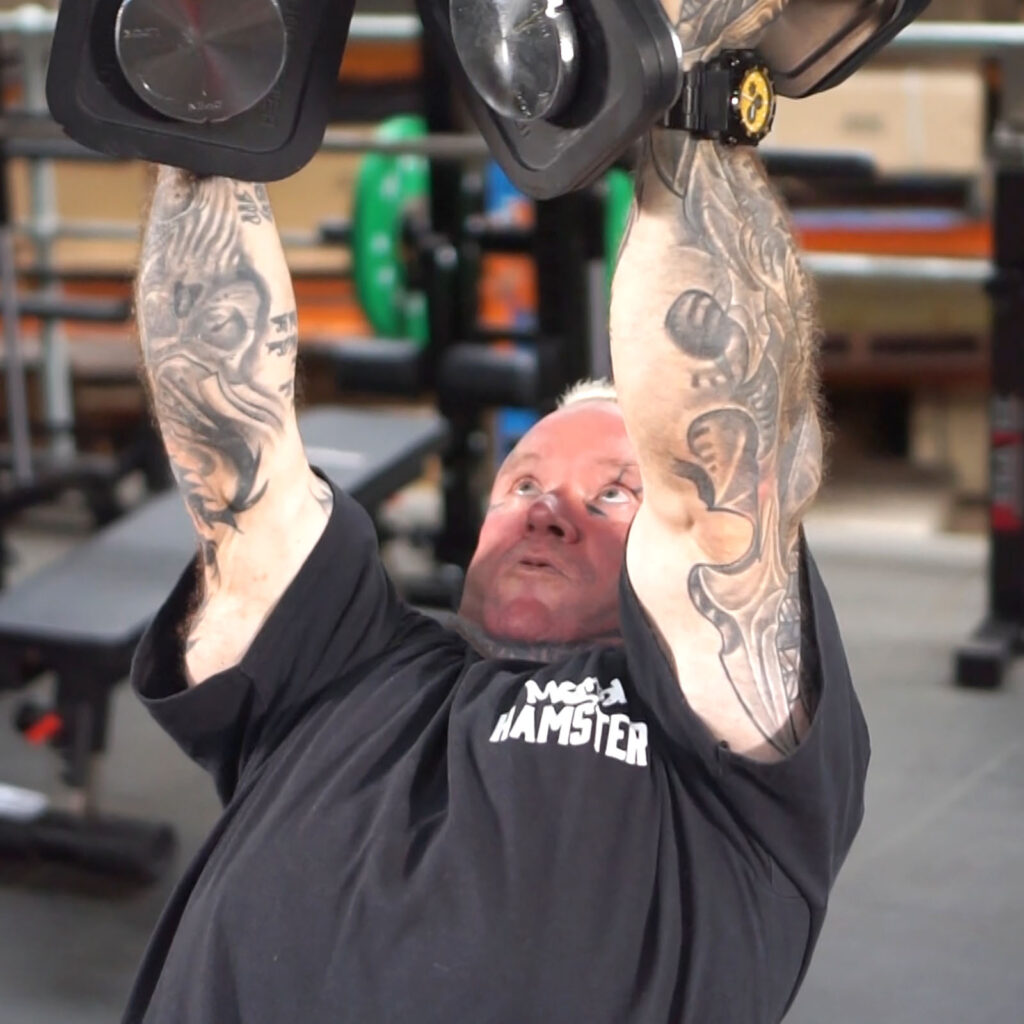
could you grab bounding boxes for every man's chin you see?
[483,597,571,646]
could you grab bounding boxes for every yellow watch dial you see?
[738,67,774,138]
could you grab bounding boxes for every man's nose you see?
[525,492,581,543]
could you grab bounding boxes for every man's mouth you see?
[515,557,565,577]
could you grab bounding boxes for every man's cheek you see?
[475,517,518,564]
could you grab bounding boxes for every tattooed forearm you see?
[661,0,790,65]
[234,184,274,226]
[268,311,299,357]
[136,168,298,562]
[612,129,822,757]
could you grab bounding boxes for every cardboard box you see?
[911,393,989,498]
[7,152,362,273]
[763,67,986,177]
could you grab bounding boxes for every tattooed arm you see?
[610,0,822,760]
[137,167,332,686]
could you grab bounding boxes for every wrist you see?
[661,50,776,147]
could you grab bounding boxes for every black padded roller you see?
[438,344,545,409]
[323,338,425,397]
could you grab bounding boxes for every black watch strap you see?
[662,50,775,146]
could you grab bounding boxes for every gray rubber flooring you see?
[0,522,1021,1023]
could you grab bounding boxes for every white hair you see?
[557,378,618,409]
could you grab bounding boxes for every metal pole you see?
[0,97,34,487]
[0,3,54,37]
[7,7,1024,51]
[347,14,421,43]
[890,22,1024,53]
[0,51,33,483]
[802,252,991,286]
[21,32,74,461]
[11,218,326,251]
[0,226,33,483]
[321,128,490,160]
[0,122,491,161]
[0,5,424,42]
[0,209,999,288]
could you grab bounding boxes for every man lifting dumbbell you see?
[117,1,885,1021]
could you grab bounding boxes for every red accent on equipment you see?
[24,712,63,745]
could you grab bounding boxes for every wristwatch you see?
[662,50,776,146]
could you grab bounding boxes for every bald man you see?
[124,2,867,1021]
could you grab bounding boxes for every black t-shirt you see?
[125,483,869,1024]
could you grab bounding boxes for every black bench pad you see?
[0,406,446,668]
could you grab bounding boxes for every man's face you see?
[459,401,641,645]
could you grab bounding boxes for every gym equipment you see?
[47,0,357,180]
[604,169,633,294]
[11,9,76,461]
[757,0,932,98]
[0,406,448,881]
[958,185,1024,683]
[46,0,928,189]
[351,116,431,342]
[428,0,932,197]
[0,30,151,535]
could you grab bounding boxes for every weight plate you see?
[449,0,579,122]
[352,116,430,341]
[114,0,287,124]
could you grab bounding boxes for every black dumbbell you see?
[47,0,356,180]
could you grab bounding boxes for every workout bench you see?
[0,406,447,883]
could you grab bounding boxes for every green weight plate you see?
[604,168,634,295]
[352,115,430,340]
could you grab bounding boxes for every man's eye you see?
[599,485,633,504]
[513,479,540,497]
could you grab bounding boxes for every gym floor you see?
[0,474,1022,1024]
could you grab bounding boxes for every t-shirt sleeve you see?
[619,535,870,913]
[130,478,407,802]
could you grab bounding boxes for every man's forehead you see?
[497,402,633,473]
[498,447,637,478]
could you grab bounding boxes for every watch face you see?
[737,66,775,139]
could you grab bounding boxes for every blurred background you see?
[0,0,1022,1021]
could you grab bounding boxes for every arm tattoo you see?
[663,0,789,65]
[234,184,274,226]
[622,130,822,756]
[136,172,296,573]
